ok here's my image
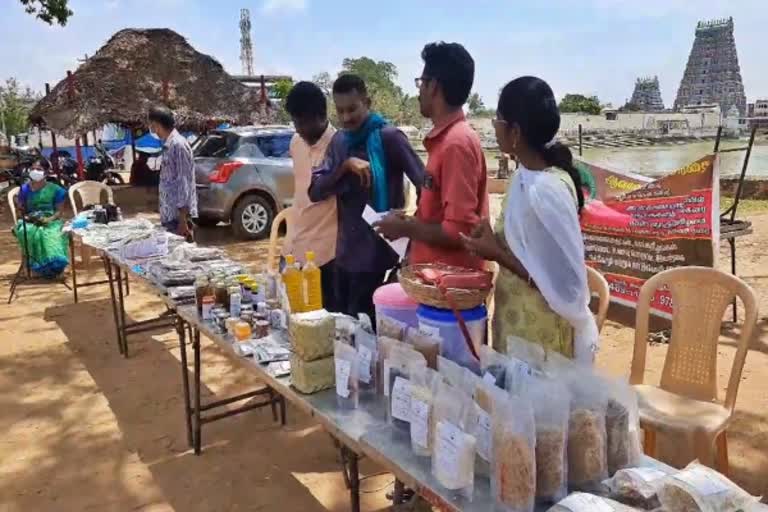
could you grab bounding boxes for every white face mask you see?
[29,170,45,182]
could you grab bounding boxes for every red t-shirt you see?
[410,111,489,269]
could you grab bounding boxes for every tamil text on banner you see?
[577,155,719,317]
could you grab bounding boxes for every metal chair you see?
[586,265,610,333]
[630,266,758,474]
[266,206,294,274]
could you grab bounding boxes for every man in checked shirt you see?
[148,105,197,241]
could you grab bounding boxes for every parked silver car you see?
[194,126,294,239]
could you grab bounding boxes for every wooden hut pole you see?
[66,71,85,180]
[45,83,59,174]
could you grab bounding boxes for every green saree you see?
[13,182,69,278]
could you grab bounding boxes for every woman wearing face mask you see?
[461,77,598,365]
[13,162,70,278]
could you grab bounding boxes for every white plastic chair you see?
[69,181,114,215]
[8,186,19,225]
[267,206,294,274]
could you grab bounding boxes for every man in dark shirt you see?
[308,74,424,322]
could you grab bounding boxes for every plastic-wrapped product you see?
[289,310,335,361]
[291,354,335,394]
[332,313,358,344]
[657,462,759,512]
[567,374,609,492]
[491,394,536,512]
[603,466,673,509]
[432,379,476,501]
[405,327,441,369]
[409,366,441,456]
[386,346,427,435]
[479,345,508,389]
[547,492,642,511]
[505,355,536,397]
[474,378,508,479]
[606,379,642,476]
[437,355,468,391]
[506,335,546,369]
[528,377,569,505]
[355,327,378,396]
[378,316,407,340]
[376,336,401,395]
[334,340,359,409]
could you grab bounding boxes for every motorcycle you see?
[86,143,125,185]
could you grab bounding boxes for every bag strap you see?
[435,282,480,361]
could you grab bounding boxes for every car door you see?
[237,133,295,208]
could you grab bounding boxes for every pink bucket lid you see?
[373,283,418,308]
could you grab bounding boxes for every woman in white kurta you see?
[462,76,598,365]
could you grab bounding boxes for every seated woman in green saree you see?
[13,166,69,278]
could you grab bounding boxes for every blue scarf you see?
[344,112,389,212]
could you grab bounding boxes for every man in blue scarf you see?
[309,74,424,323]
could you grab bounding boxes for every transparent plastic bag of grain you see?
[547,492,642,511]
[491,393,536,512]
[657,461,759,512]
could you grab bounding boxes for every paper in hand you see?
[363,205,409,259]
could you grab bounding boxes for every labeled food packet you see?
[387,347,427,436]
[527,377,569,505]
[547,492,641,511]
[405,327,442,369]
[377,336,401,395]
[438,355,468,390]
[657,461,759,512]
[506,335,546,369]
[474,378,508,478]
[432,379,476,501]
[334,340,359,409]
[603,466,674,509]
[491,393,536,512]
[355,327,378,396]
[378,316,407,340]
[567,373,609,492]
[606,378,642,476]
[505,355,536,397]
[409,366,442,456]
[480,345,509,389]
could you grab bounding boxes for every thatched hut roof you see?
[30,28,274,136]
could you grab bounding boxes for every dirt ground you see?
[0,187,766,511]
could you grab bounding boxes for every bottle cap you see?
[285,254,295,264]
[306,251,315,261]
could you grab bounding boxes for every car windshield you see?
[193,132,239,158]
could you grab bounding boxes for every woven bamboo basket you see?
[398,264,492,310]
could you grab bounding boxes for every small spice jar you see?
[214,280,229,308]
[195,276,212,315]
[201,296,215,320]
[253,320,270,339]
[225,317,239,336]
[215,311,229,333]
[234,321,252,341]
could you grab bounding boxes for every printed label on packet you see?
[557,493,614,512]
[623,467,668,483]
[475,408,491,461]
[435,421,462,481]
[419,324,440,337]
[410,398,430,448]
[391,377,412,422]
[357,345,373,384]
[335,359,351,398]
[674,466,730,496]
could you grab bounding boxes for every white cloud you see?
[262,0,307,13]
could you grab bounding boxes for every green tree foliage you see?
[18,0,72,26]
[0,78,40,137]
[272,78,294,101]
[558,94,602,115]
[467,92,494,117]
[332,57,424,127]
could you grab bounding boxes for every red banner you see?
[577,155,719,316]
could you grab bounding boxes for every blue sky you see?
[2,0,766,109]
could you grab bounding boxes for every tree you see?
[18,0,72,26]
[312,72,333,95]
[272,78,294,101]
[558,94,602,115]
[340,57,401,97]
[467,92,493,117]
[0,78,40,138]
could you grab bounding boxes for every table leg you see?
[193,326,202,455]
[346,447,360,512]
[104,260,125,356]
[116,265,129,357]
[270,388,278,422]
[279,395,286,426]
[69,236,78,304]
[177,317,193,448]
[730,238,737,322]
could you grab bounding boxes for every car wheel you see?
[195,217,220,228]
[232,194,273,240]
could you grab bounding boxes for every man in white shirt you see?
[282,81,339,311]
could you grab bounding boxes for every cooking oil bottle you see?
[302,251,323,312]
[282,254,305,313]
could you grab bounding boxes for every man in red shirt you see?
[375,41,488,269]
